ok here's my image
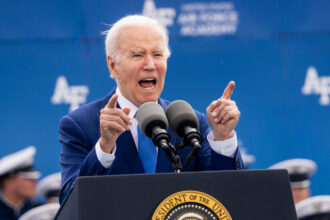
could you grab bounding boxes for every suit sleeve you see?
[196,112,244,171]
[58,115,111,204]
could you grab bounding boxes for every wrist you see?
[99,137,115,153]
[213,130,234,141]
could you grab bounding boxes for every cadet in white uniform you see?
[296,195,330,219]
[36,172,61,204]
[269,158,317,204]
[0,146,40,220]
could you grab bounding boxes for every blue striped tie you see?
[137,125,157,173]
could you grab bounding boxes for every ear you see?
[2,177,14,189]
[107,56,118,79]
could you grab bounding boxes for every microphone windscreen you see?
[136,102,168,137]
[165,100,199,137]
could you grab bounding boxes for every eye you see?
[154,53,163,57]
[133,54,142,58]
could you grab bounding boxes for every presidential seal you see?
[152,190,232,220]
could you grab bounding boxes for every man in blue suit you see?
[59,15,244,204]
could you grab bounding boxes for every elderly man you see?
[59,15,243,204]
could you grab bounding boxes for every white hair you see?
[104,15,171,62]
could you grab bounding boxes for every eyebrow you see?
[130,50,145,54]
[129,49,164,54]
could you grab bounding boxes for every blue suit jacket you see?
[59,88,244,204]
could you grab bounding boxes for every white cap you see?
[0,146,40,180]
[268,159,317,188]
[296,195,330,219]
[18,203,60,220]
[37,172,61,201]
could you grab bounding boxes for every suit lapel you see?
[116,130,145,173]
[116,95,145,173]
[156,146,173,172]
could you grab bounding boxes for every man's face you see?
[108,25,167,107]
[11,176,37,200]
[292,187,310,204]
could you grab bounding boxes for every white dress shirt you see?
[95,88,238,168]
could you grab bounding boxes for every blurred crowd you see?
[242,144,330,220]
[0,147,60,220]
[0,146,329,219]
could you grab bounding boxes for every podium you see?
[55,170,297,220]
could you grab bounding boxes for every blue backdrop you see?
[1,0,329,196]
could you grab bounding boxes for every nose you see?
[143,55,156,71]
[29,178,38,185]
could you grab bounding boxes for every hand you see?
[206,81,240,141]
[99,94,133,153]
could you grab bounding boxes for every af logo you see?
[51,76,89,112]
[152,190,232,220]
[301,66,330,106]
[142,0,176,29]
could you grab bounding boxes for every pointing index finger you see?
[221,81,235,100]
[106,94,118,109]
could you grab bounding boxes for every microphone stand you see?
[150,126,202,173]
[152,127,182,173]
[176,127,202,170]
[170,144,182,173]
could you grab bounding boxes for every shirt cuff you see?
[207,131,238,158]
[95,140,116,168]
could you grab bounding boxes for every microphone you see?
[136,102,177,165]
[165,100,202,169]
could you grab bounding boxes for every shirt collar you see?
[1,194,23,214]
[116,87,138,118]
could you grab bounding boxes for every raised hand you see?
[99,94,133,153]
[206,81,240,141]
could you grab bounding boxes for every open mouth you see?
[139,78,156,89]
